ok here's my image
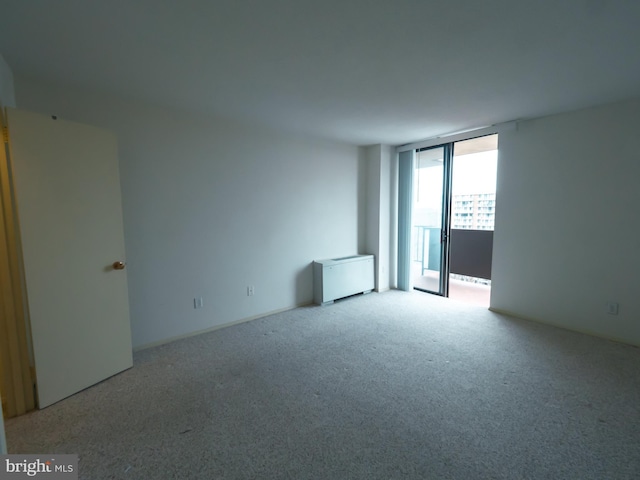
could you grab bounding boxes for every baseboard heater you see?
[313,254,375,305]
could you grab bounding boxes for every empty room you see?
[1,1,639,479]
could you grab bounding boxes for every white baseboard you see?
[133,302,313,352]
[488,307,639,348]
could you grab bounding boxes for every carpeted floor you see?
[5,290,640,479]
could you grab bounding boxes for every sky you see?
[452,150,498,195]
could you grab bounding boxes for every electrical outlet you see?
[194,297,204,309]
[606,302,618,315]
[247,285,255,296]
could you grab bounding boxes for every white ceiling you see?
[1,0,640,146]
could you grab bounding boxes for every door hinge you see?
[2,125,8,143]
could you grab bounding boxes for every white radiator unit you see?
[313,254,375,305]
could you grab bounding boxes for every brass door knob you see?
[112,261,126,270]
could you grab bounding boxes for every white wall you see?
[364,145,380,272]
[363,144,393,291]
[389,150,398,289]
[15,76,361,348]
[491,99,640,346]
[0,53,16,112]
[379,145,392,290]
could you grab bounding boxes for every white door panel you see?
[7,108,132,408]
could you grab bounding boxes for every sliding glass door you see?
[399,134,498,306]
[411,145,452,296]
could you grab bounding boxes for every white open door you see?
[6,108,133,408]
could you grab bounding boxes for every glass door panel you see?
[411,146,449,294]
[448,134,498,306]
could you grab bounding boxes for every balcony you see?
[411,227,492,308]
[411,262,490,307]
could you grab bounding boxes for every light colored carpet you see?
[6,290,640,479]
